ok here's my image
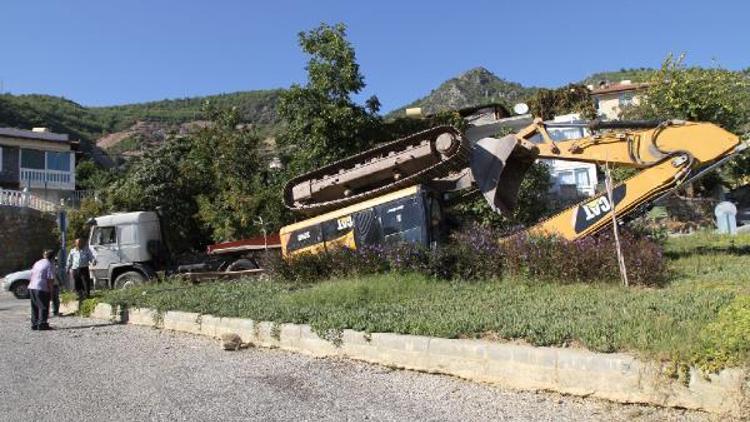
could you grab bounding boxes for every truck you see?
[87,211,280,288]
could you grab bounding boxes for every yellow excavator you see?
[280,105,745,257]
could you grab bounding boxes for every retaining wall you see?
[61,301,749,417]
[0,206,57,275]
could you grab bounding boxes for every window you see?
[376,196,425,245]
[557,171,575,185]
[118,224,137,245]
[20,149,45,169]
[575,168,591,187]
[619,93,634,107]
[92,226,117,245]
[47,151,71,171]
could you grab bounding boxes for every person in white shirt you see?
[66,238,95,299]
[28,250,56,331]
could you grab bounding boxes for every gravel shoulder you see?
[0,292,712,422]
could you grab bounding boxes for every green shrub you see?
[78,297,99,317]
[267,226,667,285]
[692,295,750,372]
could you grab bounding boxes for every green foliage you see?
[78,297,100,317]
[581,68,656,85]
[100,272,733,363]
[75,160,116,191]
[277,23,381,174]
[692,295,750,372]
[103,104,290,249]
[100,233,750,370]
[0,90,282,161]
[190,106,287,241]
[91,90,282,133]
[105,134,211,251]
[450,162,552,229]
[527,84,597,120]
[65,197,110,247]
[629,55,750,134]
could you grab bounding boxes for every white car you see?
[1,269,32,299]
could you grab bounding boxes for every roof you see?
[590,82,649,95]
[94,211,159,227]
[0,127,69,143]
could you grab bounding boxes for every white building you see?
[542,114,598,199]
[0,127,76,203]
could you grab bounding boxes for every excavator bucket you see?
[470,135,539,214]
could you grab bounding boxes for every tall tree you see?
[277,23,381,174]
[192,106,287,241]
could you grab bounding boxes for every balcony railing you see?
[0,188,58,212]
[19,168,75,190]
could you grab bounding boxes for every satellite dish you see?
[513,103,529,115]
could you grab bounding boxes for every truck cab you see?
[88,211,163,288]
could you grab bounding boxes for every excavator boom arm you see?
[512,119,743,240]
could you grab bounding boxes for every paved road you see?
[0,292,711,422]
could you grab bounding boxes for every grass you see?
[100,231,750,372]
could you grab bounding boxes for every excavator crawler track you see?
[284,126,470,216]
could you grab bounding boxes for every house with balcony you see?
[589,80,649,120]
[0,127,76,203]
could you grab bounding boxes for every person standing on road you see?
[29,250,56,331]
[67,238,95,300]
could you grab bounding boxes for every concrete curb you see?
[60,301,748,416]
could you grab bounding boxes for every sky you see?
[1,0,748,113]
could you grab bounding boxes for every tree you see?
[192,106,288,241]
[105,134,211,252]
[527,84,597,121]
[277,23,381,174]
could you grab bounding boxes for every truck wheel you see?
[226,258,258,272]
[114,271,145,289]
[11,281,30,299]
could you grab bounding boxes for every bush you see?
[267,225,667,285]
[502,231,667,285]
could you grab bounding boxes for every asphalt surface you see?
[0,291,713,422]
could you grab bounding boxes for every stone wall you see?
[0,206,58,275]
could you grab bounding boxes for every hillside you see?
[387,67,537,118]
[91,89,282,133]
[581,68,657,86]
[0,89,282,143]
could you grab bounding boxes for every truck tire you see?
[226,258,259,272]
[11,280,30,299]
[114,271,146,289]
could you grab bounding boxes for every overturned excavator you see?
[280,105,745,257]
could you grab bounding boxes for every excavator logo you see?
[337,216,354,231]
[574,185,627,234]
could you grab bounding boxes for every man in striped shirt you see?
[67,238,95,299]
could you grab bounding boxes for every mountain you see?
[387,67,537,118]
[0,90,282,142]
[581,68,656,86]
